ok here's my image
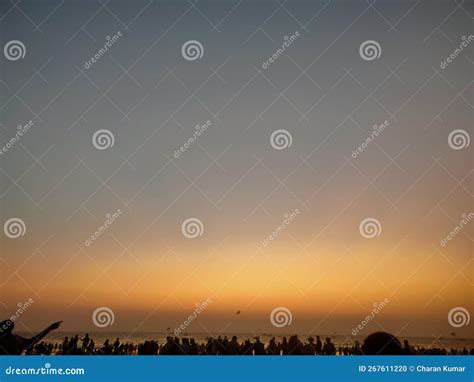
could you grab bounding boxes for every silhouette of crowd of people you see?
[1,319,472,356]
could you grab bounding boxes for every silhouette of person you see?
[82,333,90,353]
[241,339,253,355]
[305,337,316,355]
[0,319,62,355]
[403,339,415,355]
[113,338,120,354]
[88,339,95,354]
[353,340,362,355]
[362,332,403,355]
[222,336,229,355]
[227,336,240,355]
[160,336,174,355]
[288,335,304,355]
[322,337,336,355]
[61,336,69,355]
[102,339,112,355]
[280,336,288,355]
[67,334,79,355]
[315,335,322,354]
[253,337,265,355]
[216,335,226,355]
[138,340,158,355]
[267,337,278,355]
[181,338,190,355]
[189,338,198,355]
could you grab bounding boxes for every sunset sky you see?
[1,0,472,338]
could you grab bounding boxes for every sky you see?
[0,0,472,338]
